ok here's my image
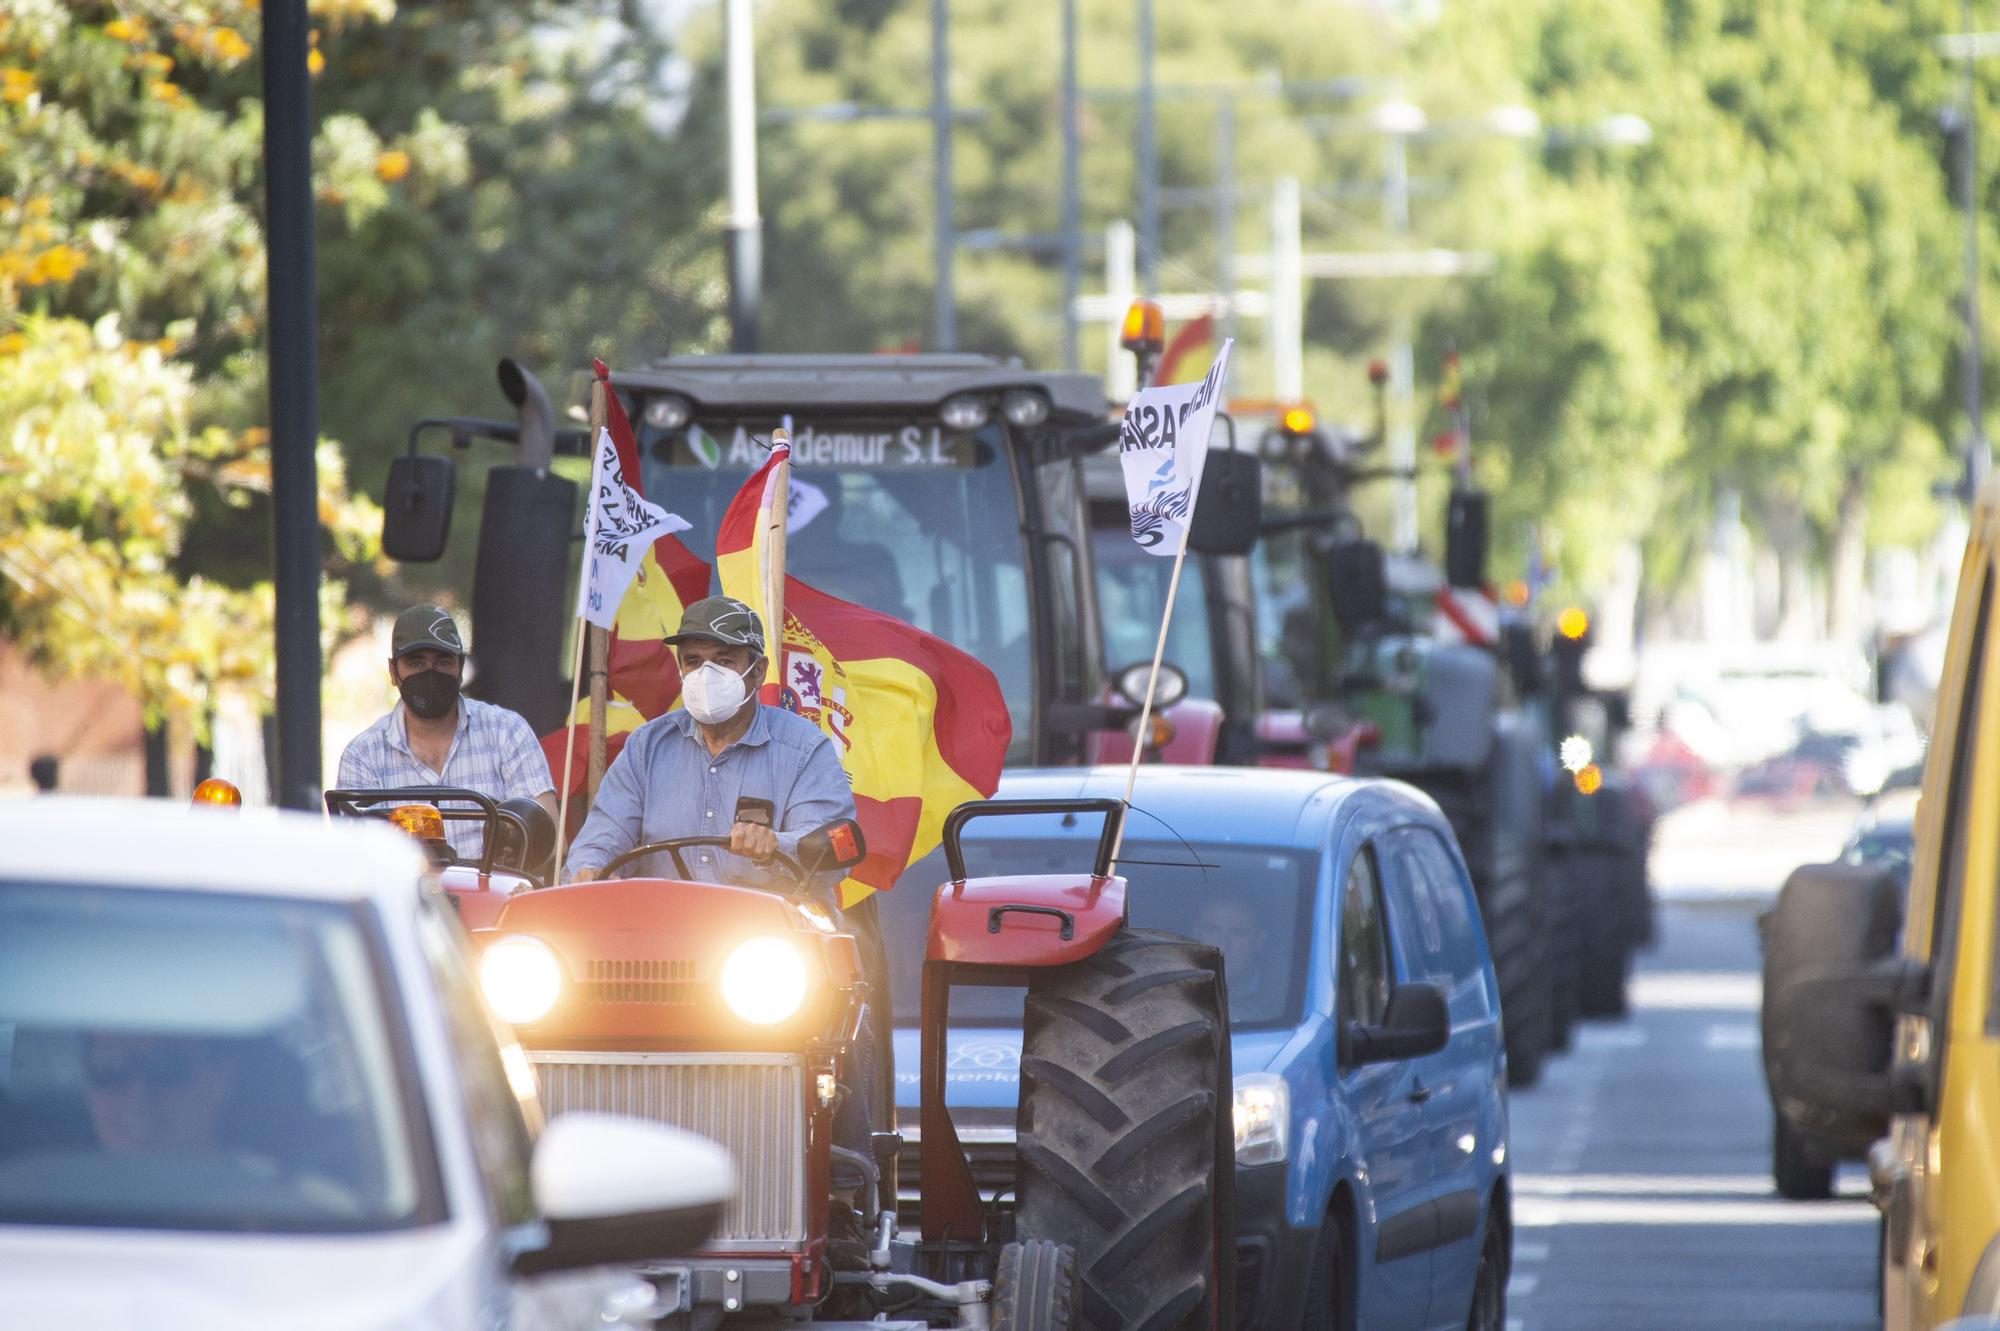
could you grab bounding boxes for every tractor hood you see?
[488,877,860,1051]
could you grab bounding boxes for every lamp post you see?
[724,0,761,352]
[932,0,955,350]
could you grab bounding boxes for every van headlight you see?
[1233,1073,1289,1165]
[721,936,809,1025]
[480,935,564,1025]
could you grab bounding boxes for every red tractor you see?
[324,786,555,929]
[472,797,1233,1330]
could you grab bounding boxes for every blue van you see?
[878,765,1511,1331]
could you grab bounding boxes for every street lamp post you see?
[1137,0,1158,295]
[1960,0,1990,494]
[932,0,955,350]
[262,0,322,811]
[1061,0,1081,370]
[724,0,761,353]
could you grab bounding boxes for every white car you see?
[0,798,729,1331]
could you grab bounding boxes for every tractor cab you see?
[324,786,554,929]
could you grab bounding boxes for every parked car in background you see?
[880,766,1513,1331]
[0,798,729,1331]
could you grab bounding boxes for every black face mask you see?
[398,669,460,721]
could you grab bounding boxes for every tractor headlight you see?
[480,936,564,1026]
[1233,1073,1290,1165]
[721,936,810,1025]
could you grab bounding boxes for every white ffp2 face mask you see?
[682,660,756,724]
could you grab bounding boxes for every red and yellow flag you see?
[716,444,1011,905]
[540,360,714,809]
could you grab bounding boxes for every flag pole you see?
[762,424,791,696]
[552,621,587,883]
[585,379,612,800]
[1110,517,1193,868]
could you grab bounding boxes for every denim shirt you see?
[566,704,856,892]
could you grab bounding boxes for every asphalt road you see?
[1504,807,1880,1330]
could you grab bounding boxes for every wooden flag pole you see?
[552,621,587,883]
[762,424,791,693]
[1109,515,1193,869]
[585,380,612,800]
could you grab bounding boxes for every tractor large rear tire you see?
[1017,929,1232,1331]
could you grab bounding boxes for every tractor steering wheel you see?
[599,835,805,884]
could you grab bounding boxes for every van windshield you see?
[641,418,1034,761]
[0,883,437,1234]
[1089,522,1216,700]
[878,836,1317,1029]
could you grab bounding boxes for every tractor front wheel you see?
[1016,929,1231,1331]
[992,1240,1079,1331]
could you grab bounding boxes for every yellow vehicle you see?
[1765,481,2000,1326]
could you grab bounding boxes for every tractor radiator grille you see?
[583,958,696,1005]
[529,1052,807,1245]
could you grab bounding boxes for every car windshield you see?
[878,832,1317,1030]
[0,882,436,1234]
[641,417,1034,761]
[1088,522,1216,699]
[1251,526,1320,708]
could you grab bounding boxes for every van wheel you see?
[1300,1211,1354,1330]
[1772,1115,1835,1200]
[993,1240,1077,1331]
[1017,930,1229,1331]
[1465,1208,1507,1331]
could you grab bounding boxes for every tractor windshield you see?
[1088,524,1216,700]
[877,838,1317,1030]
[0,882,439,1234]
[640,418,1047,763]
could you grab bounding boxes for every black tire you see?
[1017,929,1230,1331]
[1300,1209,1354,1331]
[994,1240,1078,1331]
[1546,858,1583,1053]
[1465,1206,1507,1331]
[1772,1114,1835,1201]
[1578,904,1631,1019]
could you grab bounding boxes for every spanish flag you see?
[716,442,1011,906]
[540,361,714,806]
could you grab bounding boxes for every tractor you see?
[470,798,1234,1330]
[323,785,555,929]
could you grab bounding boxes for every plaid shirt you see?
[335,697,553,859]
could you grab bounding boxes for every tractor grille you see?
[583,958,697,1005]
[530,1052,807,1245]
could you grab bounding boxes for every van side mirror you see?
[798,818,870,876]
[1341,982,1450,1067]
[1444,489,1489,590]
[382,451,456,563]
[1327,539,1389,632]
[511,1114,732,1277]
[1189,446,1262,556]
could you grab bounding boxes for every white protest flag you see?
[575,426,690,629]
[1117,339,1234,555]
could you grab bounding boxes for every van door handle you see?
[1409,1079,1433,1104]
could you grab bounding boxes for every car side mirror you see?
[798,818,869,877]
[511,1114,733,1277]
[382,451,456,563]
[1188,445,1262,556]
[1341,982,1450,1068]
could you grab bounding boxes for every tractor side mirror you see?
[1342,983,1449,1068]
[493,796,557,878]
[1326,539,1389,633]
[1189,442,1262,557]
[512,1115,732,1276]
[382,451,456,563]
[1444,489,1489,590]
[798,818,869,877]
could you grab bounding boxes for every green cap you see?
[391,605,466,659]
[664,596,765,653]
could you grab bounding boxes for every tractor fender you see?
[926,873,1128,968]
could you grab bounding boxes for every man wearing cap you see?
[336,605,556,860]
[565,595,856,891]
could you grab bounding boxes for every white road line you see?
[1506,1318,1526,1331]
[1704,1022,1760,1051]
[1515,1173,1777,1196]
[1508,1273,1540,1297]
[1575,1025,1650,1050]
[1515,1196,1874,1226]
[1514,1241,1551,1262]
[1629,971,1761,1011]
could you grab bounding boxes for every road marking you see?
[1629,971,1761,1011]
[1575,1025,1649,1050]
[1515,1196,1873,1226]
[1516,1173,1778,1196]
[1514,1241,1550,1262]
[1704,1021,1760,1050]
[1506,1319,1526,1331]
[1508,1272,1540,1297]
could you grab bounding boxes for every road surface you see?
[1504,801,1879,1329]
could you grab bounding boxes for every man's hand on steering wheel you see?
[730,820,778,863]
